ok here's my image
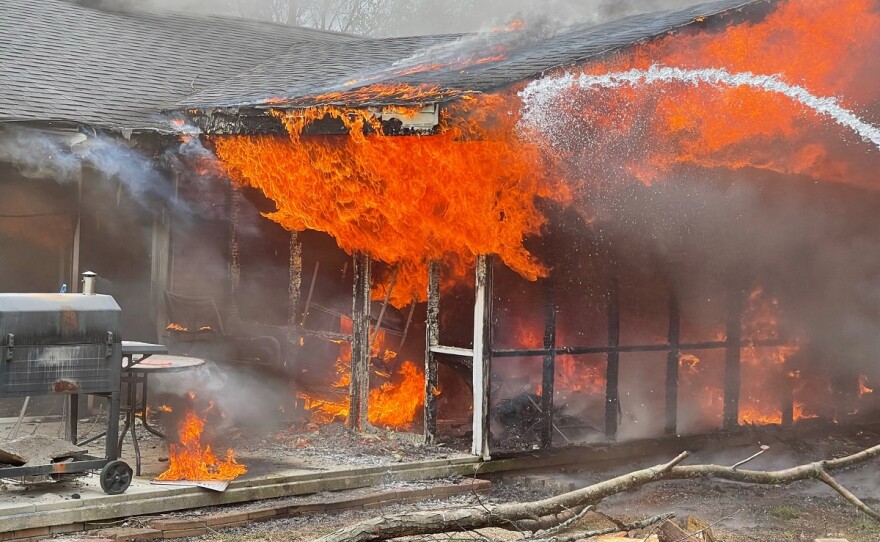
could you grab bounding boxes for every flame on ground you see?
[155,411,247,482]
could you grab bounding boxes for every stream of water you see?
[519,65,880,152]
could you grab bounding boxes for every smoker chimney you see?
[81,271,98,295]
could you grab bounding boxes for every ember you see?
[156,411,246,482]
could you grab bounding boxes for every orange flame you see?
[545,0,880,188]
[297,317,427,429]
[215,93,568,306]
[155,411,246,482]
[860,374,874,396]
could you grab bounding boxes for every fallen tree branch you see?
[525,512,673,542]
[816,469,880,522]
[313,445,880,542]
[312,452,688,542]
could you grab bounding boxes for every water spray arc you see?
[519,65,880,153]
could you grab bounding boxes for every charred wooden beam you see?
[540,278,556,449]
[189,109,288,136]
[424,261,440,445]
[288,232,302,337]
[472,255,493,459]
[781,370,795,427]
[605,278,620,442]
[665,287,680,435]
[348,253,371,431]
[723,286,745,430]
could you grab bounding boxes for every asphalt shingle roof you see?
[181,0,765,110]
[0,0,766,130]
[0,0,361,131]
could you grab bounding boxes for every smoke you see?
[0,125,176,204]
[0,128,82,182]
[152,362,293,433]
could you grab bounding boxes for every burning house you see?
[1,0,879,472]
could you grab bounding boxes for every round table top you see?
[124,355,207,373]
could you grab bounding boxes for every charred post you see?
[665,286,680,435]
[781,370,795,426]
[723,286,745,430]
[541,278,556,448]
[228,184,242,317]
[605,277,621,442]
[348,252,371,431]
[472,255,493,459]
[288,232,302,337]
[424,261,440,445]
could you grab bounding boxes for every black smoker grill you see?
[0,293,132,494]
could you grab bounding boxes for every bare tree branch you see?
[313,445,880,542]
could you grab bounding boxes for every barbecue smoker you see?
[0,288,132,494]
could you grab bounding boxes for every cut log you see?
[686,516,715,542]
[657,520,697,542]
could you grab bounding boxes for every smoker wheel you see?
[100,460,133,495]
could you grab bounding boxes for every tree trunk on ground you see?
[313,444,880,542]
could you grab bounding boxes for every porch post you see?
[665,286,680,435]
[348,252,371,431]
[604,277,620,442]
[723,286,744,430]
[228,184,242,317]
[288,232,302,331]
[424,261,440,444]
[540,278,556,448]
[472,255,493,459]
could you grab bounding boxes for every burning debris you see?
[155,410,247,483]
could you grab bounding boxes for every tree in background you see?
[118,0,704,36]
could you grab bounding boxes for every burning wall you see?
[188,0,880,448]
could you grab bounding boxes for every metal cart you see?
[0,292,132,494]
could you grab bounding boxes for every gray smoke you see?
[0,128,82,182]
[0,126,172,201]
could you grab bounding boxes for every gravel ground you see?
[139,427,880,542]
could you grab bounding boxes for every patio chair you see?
[163,291,288,371]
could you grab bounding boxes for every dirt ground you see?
[137,425,880,542]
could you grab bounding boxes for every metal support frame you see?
[665,287,680,435]
[348,252,371,431]
[723,286,744,430]
[472,255,493,459]
[540,279,556,448]
[424,261,440,444]
[604,278,620,441]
